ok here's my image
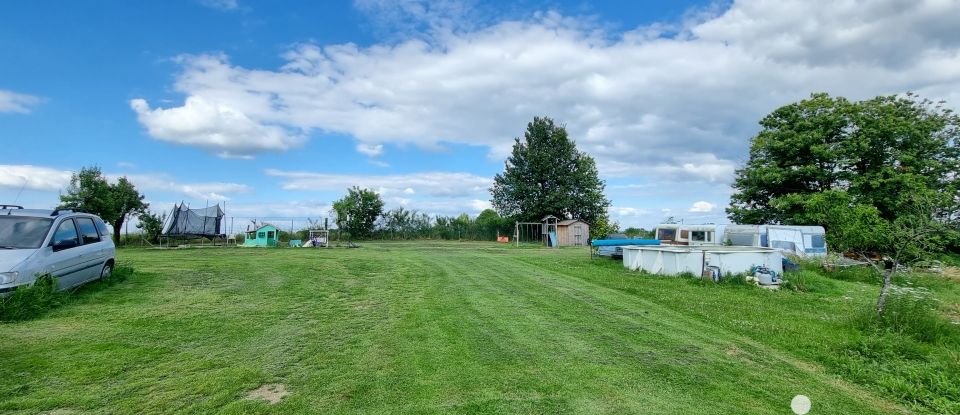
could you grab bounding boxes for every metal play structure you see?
[513,215,560,248]
[304,229,329,248]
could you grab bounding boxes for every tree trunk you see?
[112,218,124,245]
[876,268,894,314]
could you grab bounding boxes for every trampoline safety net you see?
[161,202,225,238]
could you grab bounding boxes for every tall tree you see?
[491,116,611,237]
[332,187,384,239]
[59,166,148,243]
[728,93,960,226]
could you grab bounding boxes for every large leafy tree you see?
[332,186,385,239]
[491,116,611,237]
[59,166,148,243]
[728,93,960,226]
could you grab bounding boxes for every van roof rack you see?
[50,208,86,216]
[0,205,24,210]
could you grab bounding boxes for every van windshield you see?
[0,216,54,249]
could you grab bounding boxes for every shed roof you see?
[558,219,587,226]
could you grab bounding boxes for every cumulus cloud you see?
[689,201,717,213]
[134,0,960,180]
[0,165,71,191]
[0,90,44,114]
[130,96,303,159]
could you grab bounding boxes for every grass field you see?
[1,242,958,414]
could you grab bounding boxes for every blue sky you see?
[2,0,959,231]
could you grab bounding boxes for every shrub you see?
[0,275,66,322]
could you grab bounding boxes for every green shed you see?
[242,224,280,247]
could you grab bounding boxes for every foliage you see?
[728,92,960,228]
[623,227,654,239]
[135,211,166,244]
[59,166,149,243]
[332,186,385,239]
[491,116,611,238]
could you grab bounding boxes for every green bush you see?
[0,275,66,322]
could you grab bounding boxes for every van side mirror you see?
[52,239,78,252]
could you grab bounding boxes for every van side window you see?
[691,231,706,241]
[76,218,101,244]
[52,219,80,248]
[96,219,111,238]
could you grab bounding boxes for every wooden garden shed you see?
[556,219,589,246]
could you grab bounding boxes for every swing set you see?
[513,215,560,248]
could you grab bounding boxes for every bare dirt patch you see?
[245,383,289,404]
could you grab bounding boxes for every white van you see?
[0,206,116,295]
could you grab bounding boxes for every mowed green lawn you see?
[0,242,951,414]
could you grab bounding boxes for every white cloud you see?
[265,169,491,198]
[0,165,71,191]
[138,0,960,182]
[110,173,252,201]
[117,161,137,169]
[0,164,250,203]
[0,90,43,114]
[688,201,717,213]
[130,96,304,159]
[356,143,384,157]
[198,0,238,11]
[613,206,650,217]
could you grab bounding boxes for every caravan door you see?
[766,227,804,256]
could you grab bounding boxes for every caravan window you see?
[657,228,676,240]
[691,231,706,242]
[680,230,689,239]
[811,234,825,248]
[728,233,754,246]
